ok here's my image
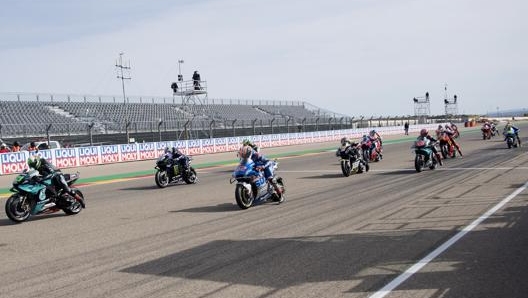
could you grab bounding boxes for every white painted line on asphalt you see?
[369,181,528,298]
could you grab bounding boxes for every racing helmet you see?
[242,139,251,146]
[164,147,171,154]
[369,130,376,137]
[438,125,443,130]
[340,137,349,146]
[27,155,42,169]
[238,145,253,159]
[420,128,428,137]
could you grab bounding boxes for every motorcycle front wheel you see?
[155,170,170,188]
[414,155,423,172]
[63,189,84,215]
[235,184,254,209]
[183,167,198,184]
[5,194,31,223]
[341,160,351,177]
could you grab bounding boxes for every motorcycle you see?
[230,159,285,209]
[337,143,369,177]
[5,169,85,223]
[481,125,492,140]
[439,132,457,159]
[413,139,440,172]
[154,153,197,188]
[360,136,382,162]
[505,132,518,149]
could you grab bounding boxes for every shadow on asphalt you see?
[120,185,172,191]
[170,203,239,213]
[300,173,348,179]
[373,169,417,175]
[0,213,65,226]
[121,204,528,297]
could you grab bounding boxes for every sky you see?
[0,0,526,117]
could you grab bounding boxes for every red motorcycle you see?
[439,132,459,159]
[360,136,382,162]
[481,124,492,140]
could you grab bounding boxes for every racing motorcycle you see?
[505,132,518,149]
[154,153,197,188]
[337,143,369,177]
[413,139,441,172]
[230,159,285,209]
[5,169,85,223]
[439,132,457,159]
[360,136,382,162]
[481,124,492,140]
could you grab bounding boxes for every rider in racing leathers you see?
[368,129,383,159]
[417,128,443,166]
[503,122,521,147]
[27,155,81,206]
[239,145,283,201]
[443,124,463,156]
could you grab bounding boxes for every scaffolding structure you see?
[413,92,430,123]
[171,78,208,140]
[443,85,458,117]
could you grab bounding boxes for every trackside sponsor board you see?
[0,151,28,175]
[55,148,77,169]
[0,124,444,175]
[78,146,100,166]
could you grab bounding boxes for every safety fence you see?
[0,123,440,176]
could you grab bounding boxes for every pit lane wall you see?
[0,124,439,175]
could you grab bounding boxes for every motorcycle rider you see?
[443,124,463,156]
[164,147,190,176]
[503,122,521,147]
[336,137,359,157]
[27,155,80,206]
[368,129,383,159]
[417,128,443,166]
[435,125,444,138]
[242,139,259,152]
[240,144,284,201]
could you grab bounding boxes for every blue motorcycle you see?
[5,169,85,223]
[413,139,440,172]
[230,159,285,209]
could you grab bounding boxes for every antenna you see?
[115,52,132,143]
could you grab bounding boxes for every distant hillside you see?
[486,108,528,117]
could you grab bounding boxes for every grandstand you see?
[0,92,427,145]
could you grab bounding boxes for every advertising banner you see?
[100,145,120,164]
[271,134,280,147]
[187,139,202,155]
[54,148,78,169]
[227,137,240,151]
[214,138,227,153]
[0,151,28,175]
[260,134,271,148]
[78,146,100,166]
[120,143,138,162]
[201,138,215,154]
[138,142,157,160]
[173,140,188,155]
[279,134,290,146]
[155,141,173,157]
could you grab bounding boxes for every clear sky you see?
[0,0,526,117]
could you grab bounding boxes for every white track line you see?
[369,181,528,298]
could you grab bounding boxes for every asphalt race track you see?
[1,124,527,298]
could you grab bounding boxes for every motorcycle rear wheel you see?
[155,170,170,188]
[5,194,31,223]
[235,184,254,209]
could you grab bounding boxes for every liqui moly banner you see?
[279,134,290,146]
[138,142,157,160]
[202,138,215,154]
[227,137,240,151]
[271,134,280,146]
[78,146,100,166]
[214,138,227,153]
[55,148,78,169]
[260,134,272,149]
[173,140,188,155]
[100,145,120,164]
[155,141,173,156]
[1,151,28,175]
[120,143,138,162]
[188,139,202,155]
